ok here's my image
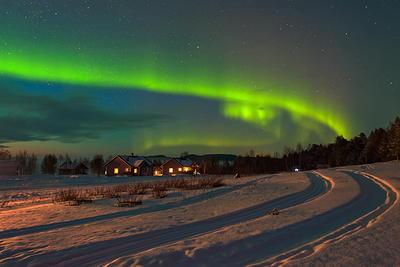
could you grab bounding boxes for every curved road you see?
[127,171,394,267]
[4,172,330,266]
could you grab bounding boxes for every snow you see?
[0,174,196,192]
[287,161,400,266]
[0,162,399,266]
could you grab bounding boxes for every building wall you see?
[0,160,18,176]
[105,157,132,176]
[59,167,88,175]
[153,166,162,176]
[137,164,152,176]
[162,159,184,176]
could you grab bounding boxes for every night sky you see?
[0,0,399,157]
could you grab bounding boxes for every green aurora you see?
[0,38,351,141]
[4,0,399,156]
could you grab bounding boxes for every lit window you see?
[134,168,138,174]
[114,168,119,174]
[184,167,189,172]
[155,170,158,175]
[178,168,182,172]
[169,168,174,173]
[125,167,129,172]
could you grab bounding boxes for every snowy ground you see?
[0,162,399,266]
[287,161,400,267]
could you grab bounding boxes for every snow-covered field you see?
[0,162,399,266]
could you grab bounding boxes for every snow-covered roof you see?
[59,161,88,170]
[146,156,171,164]
[161,158,194,167]
[177,159,194,167]
[108,155,153,167]
[132,159,144,167]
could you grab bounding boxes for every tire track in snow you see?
[262,170,399,266]
[137,170,391,267]
[5,173,330,266]
[103,170,394,267]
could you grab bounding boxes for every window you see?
[114,168,119,174]
[134,168,138,174]
[154,170,159,175]
[184,167,190,172]
[125,167,130,172]
[169,167,174,173]
[178,168,182,172]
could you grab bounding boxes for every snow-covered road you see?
[6,173,330,266]
[120,171,395,267]
[175,171,393,266]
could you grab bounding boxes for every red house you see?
[160,158,198,176]
[104,155,153,176]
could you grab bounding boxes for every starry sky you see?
[0,0,399,157]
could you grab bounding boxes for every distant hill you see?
[186,154,237,163]
[145,154,237,163]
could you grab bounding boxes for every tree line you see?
[0,150,106,176]
[1,116,399,176]
[195,116,400,175]
[40,154,106,176]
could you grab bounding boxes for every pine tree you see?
[41,154,58,174]
[388,117,400,160]
[90,154,104,176]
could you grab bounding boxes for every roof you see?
[177,159,194,167]
[104,155,153,168]
[161,158,194,167]
[59,161,88,170]
[132,159,144,167]
[146,155,171,164]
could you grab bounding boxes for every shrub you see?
[53,188,93,205]
[152,185,167,199]
[115,195,142,207]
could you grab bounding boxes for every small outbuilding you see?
[58,161,88,175]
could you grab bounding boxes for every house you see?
[104,155,153,176]
[58,161,88,175]
[161,158,198,176]
[0,160,18,176]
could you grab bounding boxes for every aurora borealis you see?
[0,1,399,156]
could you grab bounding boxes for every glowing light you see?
[0,38,352,140]
[114,168,119,174]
